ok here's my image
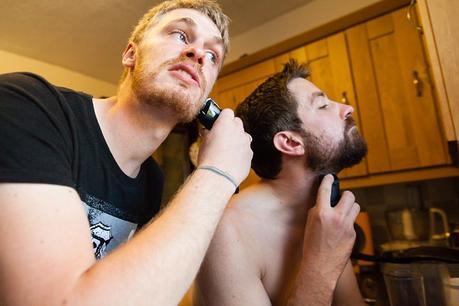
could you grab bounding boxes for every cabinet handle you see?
[341,91,349,104]
[412,70,423,97]
[406,0,423,34]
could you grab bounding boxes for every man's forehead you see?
[154,8,221,37]
[288,78,321,101]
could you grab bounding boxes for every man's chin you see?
[325,139,368,173]
[341,141,368,170]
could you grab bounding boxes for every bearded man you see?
[0,1,253,305]
[195,59,368,306]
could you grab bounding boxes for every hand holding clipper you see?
[197,98,244,193]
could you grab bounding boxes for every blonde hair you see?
[120,0,230,82]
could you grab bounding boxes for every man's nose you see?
[341,103,354,119]
[183,44,204,65]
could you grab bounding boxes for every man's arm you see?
[195,209,272,306]
[332,260,367,306]
[286,175,361,306]
[0,109,253,306]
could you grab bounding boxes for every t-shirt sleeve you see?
[0,72,75,187]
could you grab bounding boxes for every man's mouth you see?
[345,117,357,132]
[168,63,200,87]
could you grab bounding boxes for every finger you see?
[335,190,355,213]
[220,108,235,119]
[199,128,209,138]
[198,127,208,137]
[212,109,234,129]
[348,202,360,223]
[316,174,333,208]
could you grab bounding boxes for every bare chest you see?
[257,226,305,306]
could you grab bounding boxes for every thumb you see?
[316,174,333,208]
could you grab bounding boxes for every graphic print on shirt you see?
[82,194,137,259]
[90,222,113,259]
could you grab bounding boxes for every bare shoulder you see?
[225,183,272,224]
[210,183,273,264]
[196,183,274,306]
[219,184,270,237]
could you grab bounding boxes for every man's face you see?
[287,78,367,173]
[129,8,224,122]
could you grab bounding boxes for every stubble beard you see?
[131,55,207,123]
[304,117,368,173]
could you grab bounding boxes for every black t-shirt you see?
[0,72,163,259]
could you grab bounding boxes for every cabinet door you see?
[274,46,309,72]
[305,33,368,178]
[346,8,448,173]
[216,59,276,109]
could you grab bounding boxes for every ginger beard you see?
[131,53,207,123]
[303,117,367,173]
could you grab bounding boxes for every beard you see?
[131,54,207,123]
[304,117,367,173]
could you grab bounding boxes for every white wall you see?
[0,0,381,90]
[226,0,380,63]
[0,49,117,97]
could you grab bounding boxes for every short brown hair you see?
[235,59,310,179]
[120,0,230,82]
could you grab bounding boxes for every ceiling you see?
[0,0,314,84]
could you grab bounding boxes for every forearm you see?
[69,170,235,306]
[331,260,367,306]
[286,259,339,306]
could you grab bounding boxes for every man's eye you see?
[205,51,217,64]
[172,31,188,43]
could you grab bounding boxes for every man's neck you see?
[92,81,178,178]
[261,160,320,224]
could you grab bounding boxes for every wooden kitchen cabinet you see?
[273,46,308,72]
[211,5,456,189]
[346,8,448,173]
[211,58,276,110]
[416,0,459,165]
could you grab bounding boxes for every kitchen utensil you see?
[386,208,449,241]
[383,264,426,306]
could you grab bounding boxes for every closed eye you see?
[316,95,330,109]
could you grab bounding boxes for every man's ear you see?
[273,131,305,156]
[122,43,137,68]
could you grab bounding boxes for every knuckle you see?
[326,211,343,227]
[309,207,322,221]
[234,116,243,125]
[317,209,326,220]
[221,108,234,118]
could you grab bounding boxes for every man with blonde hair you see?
[0,1,253,305]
